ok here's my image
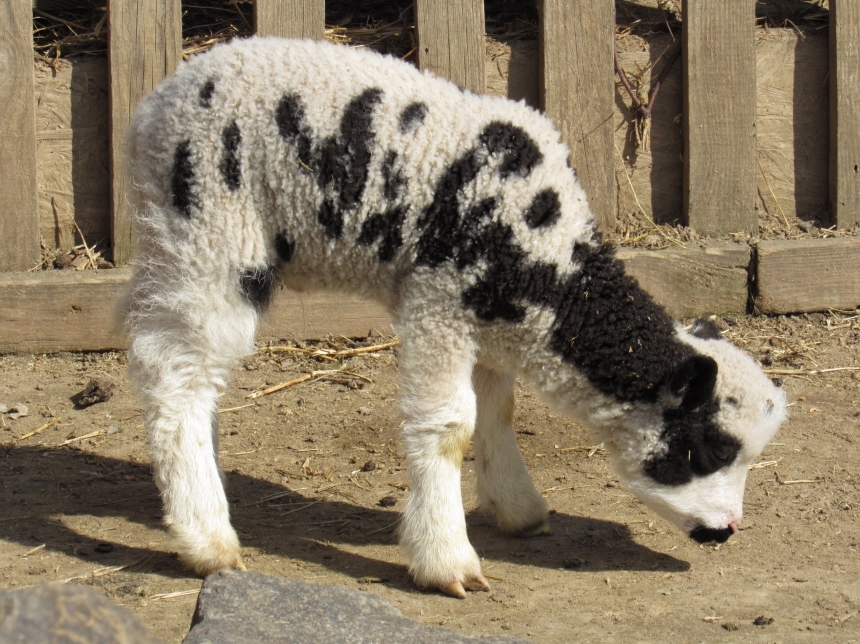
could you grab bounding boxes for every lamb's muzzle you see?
[689,524,737,544]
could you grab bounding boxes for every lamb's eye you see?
[725,396,740,408]
[711,443,738,465]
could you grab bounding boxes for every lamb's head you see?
[603,320,787,544]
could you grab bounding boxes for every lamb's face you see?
[608,322,786,543]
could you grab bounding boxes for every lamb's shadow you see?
[2,446,688,589]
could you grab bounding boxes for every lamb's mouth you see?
[689,525,735,544]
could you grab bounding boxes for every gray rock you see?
[0,583,160,644]
[183,571,528,644]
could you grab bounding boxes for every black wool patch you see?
[358,206,407,262]
[238,266,277,311]
[547,241,695,403]
[275,89,383,239]
[382,151,405,201]
[274,233,295,263]
[315,87,383,238]
[644,399,742,486]
[171,140,198,218]
[399,101,428,132]
[480,122,543,178]
[220,121,242,192]
[523,189,561,228]
[415,122,543,268]
[199,79,215,108]
[275,93,314,170]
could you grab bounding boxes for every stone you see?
[0,583,160,644]
[183,571,528,644]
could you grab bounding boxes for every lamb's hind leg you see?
[126,264,263,576]
[473,365,550,536]
[397,313,488,599]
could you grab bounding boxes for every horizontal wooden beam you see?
[616,242,750,318]
[755,238,860,314]
[0,269,392,354]
[1,243,756,354]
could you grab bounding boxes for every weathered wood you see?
[415,0,486,93]
[253,0,324,39]
[683,0,757,235]
[755,238,860,314]
[830,0,860,229]
[616,243,750,318]
[0,0,40,271]
[0,270,393,354]
[540,0,616,229]
[35,58,111,251]
[756,30,829,224]
[108,0,182,266]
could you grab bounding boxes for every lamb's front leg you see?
[397,322,488,599]
[473,365,550,536]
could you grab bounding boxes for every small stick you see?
[334,340,399,357]
[244,490,296,507]
[61,429,104,446]
[151,589,200,601]
[20,544,46,558]
[749,460,779,470]
[764,366,859,376]
[484,574,505,582]
[757,157,791,230]
[279,500,323,516]
[16,417,62,441]
[247,373,315,398]
[364,519,399,537]
[218,402,256,413]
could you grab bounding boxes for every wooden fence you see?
[1,0,859,353]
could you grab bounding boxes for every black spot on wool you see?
[171,140,197,218]
[381,151,405,201]
[315,88,383,238]
[399,101,428,132]
[358,206,407,262]
[274,233,295,263]
[275,88,383,239]
[415,122,543,268]
[479,121,543,178]
[523,189,561,228]
[238,266,277,311]
[275,93,314,170]
[220,121,242,192]
[199,79,215,108]
[644,399,742,486]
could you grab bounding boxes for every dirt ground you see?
[1,312,859,643]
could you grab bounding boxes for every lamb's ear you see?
[668,355,718,410]
[689,318,722,340]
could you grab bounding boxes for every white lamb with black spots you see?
[123,37,786,598]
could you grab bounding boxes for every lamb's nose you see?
[690,526,734,543]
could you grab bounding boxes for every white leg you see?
[396,312,488,599]
[126,262,258,576]
[473,365,550,536]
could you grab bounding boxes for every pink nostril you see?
[729,521,739,534]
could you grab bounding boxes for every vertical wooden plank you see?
[0,0,40,271]
[108,0,181,265]
[254,0,325,40]
[540,0,616,229]
[415,0,486,93]
[683,0,757,235]
[830,0,860,229]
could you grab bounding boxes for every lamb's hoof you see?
[182,548,246,577]
[439,574,490,599]
[514,519,552,537]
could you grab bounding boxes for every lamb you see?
[122,37,787,599]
